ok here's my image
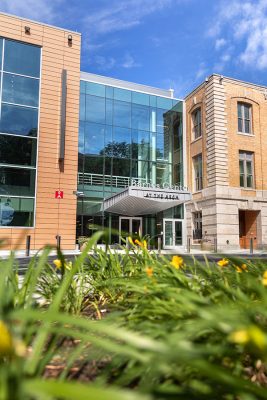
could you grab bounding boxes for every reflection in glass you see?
[0,135,37,166]
[112,127,131,158]
[132,160,150,182]
[85,95,105,124]
[4,40,41,78]
[132,130,150,160]
[113,100,131,128]
[84,156,104,175]
[0,104,38,136]
[0,197,34,227]
[0,167,36,197]
[132,91,149,106]
[113,158,130,177]
[3,73,39,107]
[132,104,150,131]
[114,88,131,102]
[84,122,105,156]
[0,39,2,68]
[156,162,172,185]
[86,82,105,97]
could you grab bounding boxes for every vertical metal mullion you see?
[0,39,5,120]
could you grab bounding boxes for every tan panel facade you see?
[0,13,81,250]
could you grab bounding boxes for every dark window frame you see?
[193,153,203,191]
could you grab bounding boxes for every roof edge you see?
[0,11,81,35]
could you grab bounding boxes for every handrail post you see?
[26,235,31,257]
[250,237,253,255]
[187,237,191,253]
[158,236,162,255]
[56,235,61,251]
[214,237,217,253]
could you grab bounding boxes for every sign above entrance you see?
[55,190,64,199]
[131,179,188,192]
[144,192,180,200]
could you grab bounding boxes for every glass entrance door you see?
[119,217,142,243]
[163,219,183,249]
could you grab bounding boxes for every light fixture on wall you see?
[24,26,31,34]
[68,34,73,46]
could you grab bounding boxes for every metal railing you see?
[78,173,150,189]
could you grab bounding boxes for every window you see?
[192,108,202,139]
[238,102,252,134]
[193,154,203,191]
[193,211,202,240]
[0,38,41,227]
[239,151,254,188]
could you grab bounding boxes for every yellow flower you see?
[0,321,13,357]
[217,258,229,268]
[128,236,134,246]
[134,239,142,247]
[134,239,147,249]
[235,266,243,273]
[53,259,71,270]
[229,329,249,344]
[170,255,183,269]
[53,259,62,269]
[241,263,248,271]
[262,271,267,286]
[229,326,266,350]
[145,267,153,278]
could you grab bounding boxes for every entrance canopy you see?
[103,186,191,216]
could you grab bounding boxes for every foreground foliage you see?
[1,234,267,399]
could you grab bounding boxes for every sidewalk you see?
[0,246,266,259]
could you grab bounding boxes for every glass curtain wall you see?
[0,38,41,227]
[77,80,183,240]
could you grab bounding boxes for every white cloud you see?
[209,0,267,70]
[0,0,61,23]
[121,53,141,68]
[93,55,116,70]
[215,38,227,50]
[83,0,177,36]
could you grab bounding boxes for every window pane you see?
[106,86,113,99]
[132,160,150,181]
[238,118,243,132]
[156,162,171,185]
[132,104,150,131]
[4,40,40,78]
[237,103,242,118]
[112,127,131,158]
[113,100,131,128]
[85,95,105,124]
[0,104,38,136]
[244,120,250,133]
[113,88,131,102]
[106,98,113,125]
[247,175,253,188]
[3,73,39,107]
[84,122,105,156]
[79,93,85,120]
[132,130,150,160]
[86,82,105,97]
[157,108,168,133]
[132,91,149,106]
[0,167,35,196]
[246,161,252,175]
[239,160,244,174]
[244,105,250,119]
[0,197,34,227]
[112,158,130,177]
[157,97,173,109]
[84,156,103,175]
[0,135,37,166]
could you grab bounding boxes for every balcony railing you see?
[78,172,150,189]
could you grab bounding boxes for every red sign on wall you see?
[55,190,64,199]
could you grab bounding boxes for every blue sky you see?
[1,0,267,98]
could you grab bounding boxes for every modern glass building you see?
[77,73,187,248]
